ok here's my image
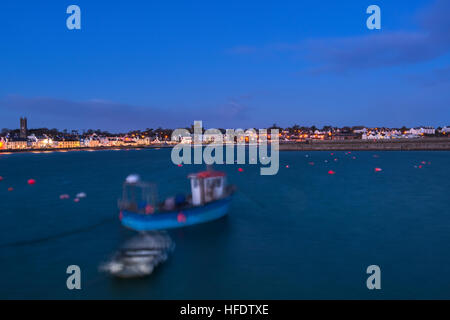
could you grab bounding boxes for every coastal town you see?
[0,117,449,151]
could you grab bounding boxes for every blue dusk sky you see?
[0,0,449,131]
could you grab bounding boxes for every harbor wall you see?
[278,138,450,151]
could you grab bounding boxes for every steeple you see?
[20,117,28,138]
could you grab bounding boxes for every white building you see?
[408,127,435,135]
[362,132,384,140]
[440,126,450,134]
[180,136,192,144]
[353,128,367,134]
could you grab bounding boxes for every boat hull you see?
[120,197,231,231]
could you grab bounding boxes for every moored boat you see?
[99,232,174,278]
[118,168,235,231]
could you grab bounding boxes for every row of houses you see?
[2,126,449,149]
[0,134,168,150]
[174,126,450,144]
[361,127,450,140]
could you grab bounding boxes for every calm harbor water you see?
[1,149,449,299]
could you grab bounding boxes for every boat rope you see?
[0,217,115,249]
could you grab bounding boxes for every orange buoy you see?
[8,187,13,192]
[27,179,36,185]
[328,170,336,175]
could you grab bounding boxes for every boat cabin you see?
[118,176,157,214]
[188,171,226,206]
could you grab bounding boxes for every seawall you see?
[278,138,450,151]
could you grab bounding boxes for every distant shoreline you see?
[0,144,172,154]
[1,138,450,154]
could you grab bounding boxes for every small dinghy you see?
[99,232,174,278]
[118,168,236,231]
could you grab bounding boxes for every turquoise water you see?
[0,149,449,299]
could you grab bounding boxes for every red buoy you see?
[238,168,244,172]
[285,165,289,169]
[375,168,382,172]
[177,164,183,167]
[8,187,13,192]
[328,170,336,175]
[145,204,154,215]
[177,212,187,223]
[308,162,315,166]
[0,176,3,181]
[27,179,36,185]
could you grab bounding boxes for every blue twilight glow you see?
[0,0,449,131]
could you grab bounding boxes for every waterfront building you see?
[353,127,367,134]
[180,136,192,144]
[408,127,436,135]
[152,137,162,144]
[84,136,101,147]
[54,139,81,149]
[440,127,450,134]
[136,137,151,145]
[27,134,52,148]
[5,138,28,150]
